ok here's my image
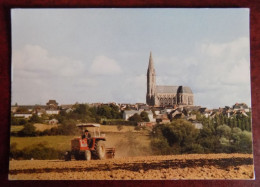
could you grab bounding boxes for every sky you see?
[11,8,250,109]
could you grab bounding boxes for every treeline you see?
[57,103,122,124]
[11,103,123,137]
[151,117,252,155]
[196,112,251,131]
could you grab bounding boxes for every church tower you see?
[146,52,156,106]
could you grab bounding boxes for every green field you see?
[10,136,77,151]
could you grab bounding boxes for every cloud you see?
[150,37,250,108]
[12,44,96,105]
[13,44,86,79]
[189,37,250,108]
[90,55,122,75]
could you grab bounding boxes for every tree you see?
[74,104,87,115]
[19,123,36,136]
[167,120,200,148]
[216,125,231,138]
[140,111,150,122]
[238,131,252,153]
[128,113,143,122]
[16,107,29,113]
[152,119,200,154]
[150,138,172,155]
[29,114,43,123]
[58,119,79,135]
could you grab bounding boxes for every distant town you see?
[11,99,250,129]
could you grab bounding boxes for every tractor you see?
[64,123,115,161]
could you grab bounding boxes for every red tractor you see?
[64,123,115,161]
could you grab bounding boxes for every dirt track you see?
[9,154,254,180]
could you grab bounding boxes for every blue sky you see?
[11,8,250,108]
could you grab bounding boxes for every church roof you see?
[156,86,178,93]
[156,85,193,94]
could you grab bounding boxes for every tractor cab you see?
[76,123,104,138]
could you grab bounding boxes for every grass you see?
[33,123,58,131]
[10,136,77,151]
[10,126,24,132]
[100,125,137,133]
[10,123,58,133]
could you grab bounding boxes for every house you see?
[146,110,156,122]
[46,109,60,115]
[137,122,156,127]
[138,104,150,111]
[153,108,161,115]
[60,104,74,113]
[46,100,59,109]
[123,110,140,120]
[233,103,250,112]
[160,107,174,114]
[13,112,33,119]
[11,106,18,113]
[49,118,59,125]
[35,108,46,117]
[156,113,170,124]
[173,113,186,119]
[186,114,196,121]
[192,122,203,129]
[169,109,182,120]
[123,110,155,122]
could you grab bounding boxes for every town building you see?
[146,52,194,107]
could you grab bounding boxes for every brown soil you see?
[9,153,254,180]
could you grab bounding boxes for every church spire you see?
[146,52,156,106]
[147,51,154,74]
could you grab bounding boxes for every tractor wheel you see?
[95,141,106,160]
[84,150,91,161]
[64,151,71,161]
[74,152,81,160]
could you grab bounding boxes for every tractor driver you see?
[82,129,91,139]
[82,129,92,146]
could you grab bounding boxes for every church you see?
[146,52,194,107]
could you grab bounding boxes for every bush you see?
[165,120,200,148]
[184,143,204,154]
[129,113,143,122]
[29,114,43,123]
[236,131,252,153]
[150,138,172,155]
[216,125,231,138]
[10,142,64,160]
[58,119,79,135]
[151,120,201,155]
[9,143,22,159]
[18,123,36,137]
[11,116,28,126]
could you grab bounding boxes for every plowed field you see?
[9,153,254,180]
